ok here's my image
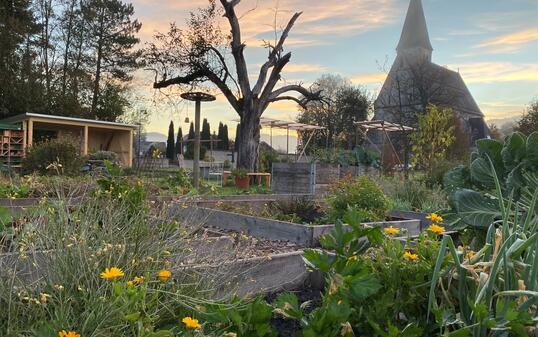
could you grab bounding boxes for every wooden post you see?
[22,120,27,154]
[128,129,133,167]
[83,125,89,156]
[27,119,33,148]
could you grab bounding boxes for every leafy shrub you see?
[312,146,380,167]
[444,131,538,228]
[184,143,207,160]
[275,209,442,336]
[259,144,281,173]
[22,138,85,175]
[326,175,390,222]
[231,167,248,178]
[88,150,118,162]
[164,168,192,194]
[377,175,448,213]
[271,196,323,224]
[93,161,146,216]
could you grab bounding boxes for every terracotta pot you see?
[233,176,250,190]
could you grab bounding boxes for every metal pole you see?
[193,99,201,188]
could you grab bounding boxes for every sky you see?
[130,0,538,148]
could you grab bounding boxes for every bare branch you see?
[267,95,308,109]
[153,68,241,114]
[252,12,302,96]
[220,0,251,98]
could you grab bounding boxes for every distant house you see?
[0,113,136,167]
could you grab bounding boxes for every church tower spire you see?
[396,0,433,61]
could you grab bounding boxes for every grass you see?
[0,184,251,336]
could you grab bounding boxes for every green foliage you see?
[270,196,322,224]
[515,99,538,135]
[94,160,147,215]
[312,146,379,167]
[277,209,443,336]
[166,121,175,160]
[184,142,207,160]
[326,175,390,223]
[297,74,372,149]
[377,175,448,213]
[444,131,538,228]
[259,144,281,173]
[411,105,455,181]
[22,138,85,176]
[427,171,538,336]
[201,296,276,337]
[164,168,192,194]
[88,150,119,162]
[231,168,248,179]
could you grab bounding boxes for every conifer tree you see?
[175,126,183,155]
[166,121,175,159]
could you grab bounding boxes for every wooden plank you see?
[178,206,315,246]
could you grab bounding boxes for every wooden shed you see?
[0,113,137,167]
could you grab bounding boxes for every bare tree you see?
[145,0,322,170]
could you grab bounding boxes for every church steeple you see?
[396,0,433,60]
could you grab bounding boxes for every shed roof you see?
[1,113,138,129]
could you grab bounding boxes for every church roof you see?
[397,0,433,52]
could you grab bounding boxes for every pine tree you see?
[175,126,183,155]
[84,0,142,117]
[166,121,175,159]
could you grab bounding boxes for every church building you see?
[371,0,489,147]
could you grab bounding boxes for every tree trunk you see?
[237,110,260,172]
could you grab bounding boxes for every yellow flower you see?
[428,224,446,234]
[182,316,201,329]
[133,276,144,284]
[426,213,443,223]
[127,281,134,286]
[467,250,475,258]
[100,267,124,280]
[404,251,419,261]
[58,330,80,337]
[158,269,171,282]
[384,226,400,235]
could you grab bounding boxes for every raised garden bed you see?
[175,205,421,247]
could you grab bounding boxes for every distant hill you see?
[145,132,167,142]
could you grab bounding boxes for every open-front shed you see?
[0,113,137,167]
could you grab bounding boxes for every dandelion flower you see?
[133,276,144,284]
[426,213,443,223]
[384,226,400,235]
[404,251,419,261]
[58,330,80,337]
[428,224,445,234]
[100,267,124,280]
[182,316,201,329]
[467,250,475,258]
[158,269,171,282]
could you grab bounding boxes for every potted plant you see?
[231,168,249,190]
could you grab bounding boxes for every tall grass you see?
[0,187,249,336]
